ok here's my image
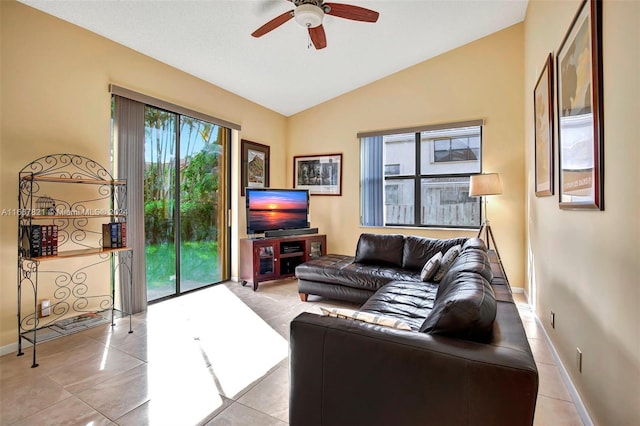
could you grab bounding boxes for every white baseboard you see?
[0,340,31,357]
[520,290,592,424]
[532,310,593,426]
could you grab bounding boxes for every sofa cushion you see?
[420,252,442,282]
[320,307,412,331]
[360,280,439,330]
[402,236,468,271]
[433,245,461,282]
[354,233,405,267]
[436,248,494,297]
[296,254,421,292]
[462,237,487,252]
[420,272,497,341]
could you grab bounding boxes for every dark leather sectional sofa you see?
[296,233,469,303]
[290,233,538,426]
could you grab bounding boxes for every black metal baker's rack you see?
[17,154,133,367]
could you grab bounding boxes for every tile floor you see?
[0,280,583,425]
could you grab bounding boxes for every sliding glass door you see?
[144,106,229,302]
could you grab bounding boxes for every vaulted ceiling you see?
[20,0,528,116]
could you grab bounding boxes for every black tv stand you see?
[264,227,318,238]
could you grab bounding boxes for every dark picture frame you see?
[556,0,604,209]
[241,139,270,196]
[534,53,554,197]
[293,153,342,196]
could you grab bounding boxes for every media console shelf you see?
[240,234,326,291]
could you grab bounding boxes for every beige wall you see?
[0,1,287,348]
[524,0,640,424]
[287,23,526,288]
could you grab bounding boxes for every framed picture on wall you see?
[534,53,554,197]
[556,0,604,209]
[293,153,342,196]
[241,139,270,196]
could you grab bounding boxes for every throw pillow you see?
[402,236,468,271]
[433,245,461,282]
[420,252,443,282]
[320,307,412,331]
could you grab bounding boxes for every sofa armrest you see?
[289,312,538,426]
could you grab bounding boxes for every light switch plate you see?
[40,299,51,317]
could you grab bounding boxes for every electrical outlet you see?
[550,311,555,329]
[576,347,583,373]
[40,299,51,317]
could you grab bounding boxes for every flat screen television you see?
[246,188,310,235]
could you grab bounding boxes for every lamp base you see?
[477,221,509,284]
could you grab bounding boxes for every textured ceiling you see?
[20,0,528,116]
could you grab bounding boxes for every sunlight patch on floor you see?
[142,285,288,422]
[99,332,111,371]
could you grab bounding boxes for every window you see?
[440,187,473,205]
[385,184,399,205]
[433,135,480,163]
[384,164,400,176]
[142,106,230,302]
[360,122,482,228]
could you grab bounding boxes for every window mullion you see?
[414,132,421,226]
[174,114,181,296]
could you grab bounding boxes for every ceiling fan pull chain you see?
[307,24,312,49]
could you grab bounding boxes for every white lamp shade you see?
[470,173,502,197]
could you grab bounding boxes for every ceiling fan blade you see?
[251,10,294,37]
[309,25,327,50]
[324,3,379,23]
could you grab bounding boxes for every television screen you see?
[246,188,310,234]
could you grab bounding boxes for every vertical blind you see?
[360,135,383,226]
[113,95,147,314]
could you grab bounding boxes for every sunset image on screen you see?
[247,190,309,233]
[249,191,307,211]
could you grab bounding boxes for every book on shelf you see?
[121,222,127,247]
[102,222,126,248]
[102,223,115,248]
[51,225,58,256]
[102,223,109,248]
[45,225,53,256]
[22,224,42,257]
[40,225,48,256]
[116,222,122,247]
[25,224,59,258]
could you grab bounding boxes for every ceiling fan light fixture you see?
[294,4,324,28]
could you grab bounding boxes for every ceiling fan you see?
[251,0,379,50]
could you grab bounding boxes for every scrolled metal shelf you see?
[20,175,126,186]
[16,154,133,368]
[18,153,118,183]
[27,246,132,262]
[24,214,127,220]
